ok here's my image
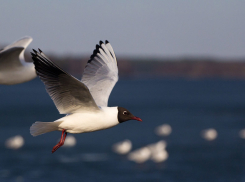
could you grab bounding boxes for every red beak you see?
[131,116,142,122]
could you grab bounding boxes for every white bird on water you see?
[155,124,172,136]
[112,139,132,154]
[201,128,218,141]
[239,129,245,139]
[5,135,24,150]
[0,36,36,85]
[62,135,76,147]
[128,147,151,163]
[147,140,168,163]
[30,40,142,153]
[128,140,168,163]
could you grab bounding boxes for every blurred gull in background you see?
[0,36,36,85]
[128,140,168,164]
[147,140,167,152]
[201,128,218,141]
[147,140,168,163]
[151,149,168,163]
[155,124,172,136]
[63,135,76,147]
[5,135,24,150]
[128,147,151,164]
[239,129,245,139]
[112,139,132,155]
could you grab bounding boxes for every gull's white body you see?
[57,107,119,133]
[0,36,36,85]
[31,107,119,136]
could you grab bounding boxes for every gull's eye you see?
[123,111,128,115]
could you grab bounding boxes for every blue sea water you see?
[0,78,245,182]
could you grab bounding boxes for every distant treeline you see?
[24,53,245,79]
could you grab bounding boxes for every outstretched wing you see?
[31,49,99,114]
[3,36,32,51]
[0,36,33,70]
[0,47,24,70]
[81,40,118,107]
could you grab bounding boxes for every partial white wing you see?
[0,47,24,70]
[0,36,33,70]
[31,49,99,114]
[3,36,32,50]
[81,40,118,107]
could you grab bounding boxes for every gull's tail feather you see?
[30,121,63,136]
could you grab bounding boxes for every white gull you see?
[0,36,36,84]
[201,128,218,141]
[112,139,132,154]
[5,135,24,150]
[30,40,142,153]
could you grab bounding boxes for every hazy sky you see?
[0,0,245,58]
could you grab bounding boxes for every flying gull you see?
[0,36,36,85]
[30,40,142,153]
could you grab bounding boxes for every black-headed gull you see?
[0,36,36,84]
[30,40,142,153]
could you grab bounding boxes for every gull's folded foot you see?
[52,129,67,153]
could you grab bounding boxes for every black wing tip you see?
[87,40,109,64]
[99,40,105,45]
[32,49,37,54]
[96,44,100,50]
[30,48,47,64]
[30,52,36,57]
[31,48,43,55]
[88,49,97,61]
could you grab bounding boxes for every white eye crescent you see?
[123,111,128,115]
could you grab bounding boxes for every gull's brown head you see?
[117,107,142,123]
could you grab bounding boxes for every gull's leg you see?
[52,129,68,153]
[62,132,67,143]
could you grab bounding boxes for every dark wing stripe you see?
[32,49,99,114]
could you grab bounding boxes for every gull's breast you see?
[58,108,118,134]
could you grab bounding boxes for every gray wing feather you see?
[81,40,118,107]
[3,36,32,50]
[0,36,32,67]
[31,49,99,114]
[0,36,33,70]
[0,47,24,70]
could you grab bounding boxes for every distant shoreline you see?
[23,53,245,79]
